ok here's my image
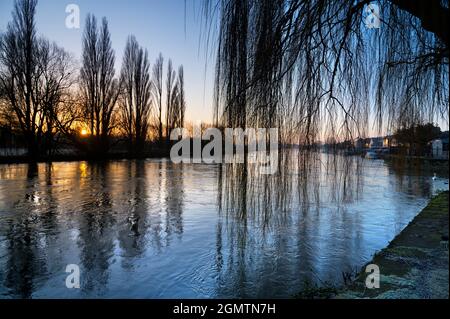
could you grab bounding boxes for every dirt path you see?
[338,191,449,299]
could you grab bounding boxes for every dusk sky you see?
[1,0,448,134]
[0,0,216,124]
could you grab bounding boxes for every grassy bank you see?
[337,191,449,299]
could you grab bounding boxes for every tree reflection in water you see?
[0,156,446,298]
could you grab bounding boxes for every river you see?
[0,154,448,298]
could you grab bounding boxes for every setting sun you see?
[80,129,88,136]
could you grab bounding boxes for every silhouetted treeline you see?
[0,0,187,161]
[393,123,442,156]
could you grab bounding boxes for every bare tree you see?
[168,81,180,130]
[80,14,120,155]
[119,36,138,152]
[36,39,75,155]
[133,47,152,151]
[165,59,176,139]
[152,53,164,144]
[119,35,153,155]
[0,0,74,158]
[177,65,186,128]
[164,62,187,134]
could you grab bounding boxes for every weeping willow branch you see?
[204,0,449,144]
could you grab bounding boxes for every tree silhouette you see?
[165,59,176,140]
[394,123,442,155]
[0,0,74,158]
[119,35,153,155]
[80,14,120,155]
[152,53,164,144]
[177,65,186,128]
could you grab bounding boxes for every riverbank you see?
[337,191,449,299]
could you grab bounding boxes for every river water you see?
[0,155,448,298]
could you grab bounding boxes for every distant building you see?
[369,137,383,149]
[383,135,397,148]
[354,138,370,151]
[430,132,449,159]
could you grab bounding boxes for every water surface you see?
[0,155,447,298]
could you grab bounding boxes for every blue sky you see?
[0,0,216,123]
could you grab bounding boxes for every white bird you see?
[432,173,437,181]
